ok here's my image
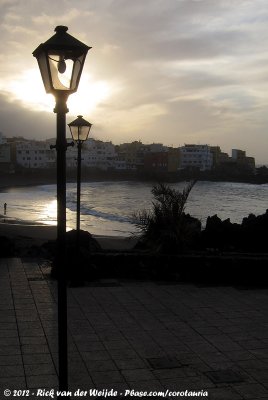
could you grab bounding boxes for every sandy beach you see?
[0,216,138,251]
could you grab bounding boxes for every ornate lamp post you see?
[33,26,91,392]
[68,116,92,244]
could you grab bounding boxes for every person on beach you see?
[4,203,7,215]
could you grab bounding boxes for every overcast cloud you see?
[0,0,268,163]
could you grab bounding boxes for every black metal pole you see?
[76,141,82,233]
[54,93,69,394]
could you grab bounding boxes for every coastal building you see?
[0,141,12,172]
[144,148,180,173]
[116,141,169,170]
[232,149,255,171]
[180,144,213,171]
[144,152,168,172]
[116,141,144,170]
[16,140,55,169]
[66,138,118,170]
[0,132,258,175]
[0,132,7,144]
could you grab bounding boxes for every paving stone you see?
[3,258,268,396]
[234,383,268,399]
[72,333,99,342]
[0,365,25,377]
[206,369,245,384]
[0,337,20,346]
[0,345,21,356]
[129,380,164,391]
[224,350,257,361]
[0,322,17,330]
[121,368,155,382]
[103,340,131,350]
[81,350,111,361]
[208,387,243,399]
[85,359,118,372]
[68,361,89,377]
[147,357,182,370]
[21,344,50,354]
[20,336,48,345]
[90,370,125,384]
[0,355,23,366]
[69,373,93,390]
[249,348,268,358]
[26,374,58,389]
[18,327,45,337]
[22,353,53,365]
[114,358,147,370]
[0,330,18,338]
[24,363,57,376]
[0,376,26,389]
[109,348,139,359]
[94,382,130,393]
[76,341,105,352]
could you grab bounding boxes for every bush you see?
[133,181,201,253]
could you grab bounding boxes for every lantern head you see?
[68,115,92,142]
[33,26,91,95]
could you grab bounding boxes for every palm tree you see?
[133,181,199,253]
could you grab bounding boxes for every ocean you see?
[1,180,267,237]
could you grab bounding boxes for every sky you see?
[0,0,268,164]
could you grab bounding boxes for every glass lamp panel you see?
[70,126,79,141]
[79,126,91,141]
[36,51,52,93]
[70,126,90,141]
[70,54,86,91]
[48,52,74,91]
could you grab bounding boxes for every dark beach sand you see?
[0,217,137,250]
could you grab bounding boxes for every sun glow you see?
[40,199,57,225]
[68,73,111,116]
[1,68,111,115]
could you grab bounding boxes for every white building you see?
[16,140,55,168]
[66,138,118,170]
[180,144,213,171]
[0,132,7,145]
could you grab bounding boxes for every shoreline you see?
[0,217,138,250]
[0,171,268,192]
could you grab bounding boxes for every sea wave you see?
[67,202,132,224]
[1,180,268,236]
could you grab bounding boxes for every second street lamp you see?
[33,26,91,393]
[68,115,92,250]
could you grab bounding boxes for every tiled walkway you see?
[1,258,268,399]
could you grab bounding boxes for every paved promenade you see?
[1,258,268,399]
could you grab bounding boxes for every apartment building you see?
[16,140,55,168]
[180,144,213,171]
[67,138,118,170]
[232,149,255,171]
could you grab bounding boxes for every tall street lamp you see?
[33,26,91,392]
[68,115,92,247]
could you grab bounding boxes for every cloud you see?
[0,0,268,163]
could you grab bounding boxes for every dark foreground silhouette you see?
[1,210,268,287]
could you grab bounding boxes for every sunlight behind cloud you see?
[0,69,111,116]
[68,73,111,117]
[0,69,54,111]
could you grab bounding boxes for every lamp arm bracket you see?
[50,142,74,151]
